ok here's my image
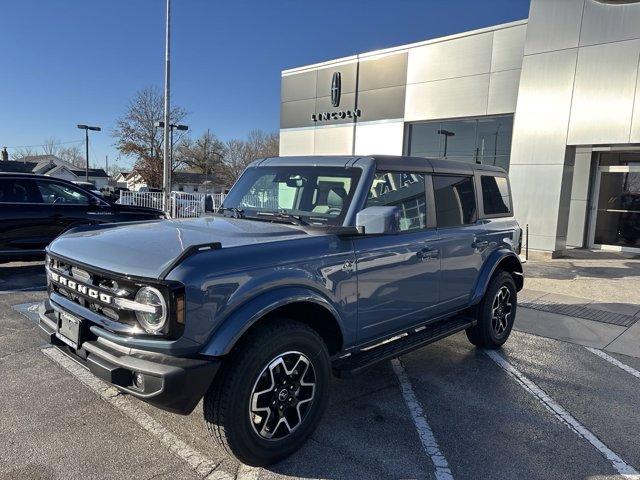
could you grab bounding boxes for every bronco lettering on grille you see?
[48,270,113,305]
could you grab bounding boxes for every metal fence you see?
[118,191,226,219]
[118,191,164,211]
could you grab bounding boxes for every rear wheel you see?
[466,271,517,349]
[203,320,330,466]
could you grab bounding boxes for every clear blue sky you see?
[1,0,530,170]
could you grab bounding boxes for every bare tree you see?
[41,138,85,167]
[177,129,225,176]
[42,137,59,156]
[58,145,85,167]
[10,146,37,160]
[112,86,187,188]
[220,130,279,185]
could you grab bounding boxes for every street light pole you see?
[437,129,455,158]
[155,121,188,176]
[162,0,172,214]
[77,124,101,182]
[84,128,89,180]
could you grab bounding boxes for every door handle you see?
[417,247,439,261]
[472,240,489,249]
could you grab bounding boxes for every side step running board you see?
[332,315,476,378]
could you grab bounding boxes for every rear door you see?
[475,173,520,260]
[354,171,442,343]
[433,174,486,311]
[0,177,50,255]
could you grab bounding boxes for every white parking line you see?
[484,349,640,479]
[585,347,640,380]
[391,358,454,480]
[41,347,236,480]
[236,464,261,480]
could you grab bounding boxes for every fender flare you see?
[469,249,523,306]
[200,286,345,357]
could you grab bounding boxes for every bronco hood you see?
[47,216,307,279]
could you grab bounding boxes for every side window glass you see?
[0,178,41,203]
[36,181,89,205]
[433,175,477,227]
[481,175,511,215]
[366,172,427,232]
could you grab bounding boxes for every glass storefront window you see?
[594,171,640,249]
[406,115,514,171]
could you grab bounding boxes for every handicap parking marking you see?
[41,346,240,480]
[391,358,454,480]
[484,349,640,479]
[584,347,640,380]
[12,301,42,323]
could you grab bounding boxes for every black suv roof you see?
[0,172,57,179]
[255,155,507,175]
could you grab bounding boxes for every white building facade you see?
[279,0,640,257]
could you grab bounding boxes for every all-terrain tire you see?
[466,271,517,349]
[203,319,331,466]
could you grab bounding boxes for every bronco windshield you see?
[221,166,362,226]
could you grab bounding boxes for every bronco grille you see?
[46,255,142,331]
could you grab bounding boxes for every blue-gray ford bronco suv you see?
[39,155,523,466]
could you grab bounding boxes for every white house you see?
[10,155,110,189]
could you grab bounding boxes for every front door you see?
[354,171,441,343]
[591,165,640,252]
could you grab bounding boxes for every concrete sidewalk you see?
[515,250,640,358]
[516,289,640,359]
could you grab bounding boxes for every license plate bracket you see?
[57,312,82,349]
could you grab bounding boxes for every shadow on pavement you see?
[0,261,46,292]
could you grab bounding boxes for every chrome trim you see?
[114,297,157,314]
[50,294,143,335]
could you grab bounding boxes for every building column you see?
[509,47,579,257]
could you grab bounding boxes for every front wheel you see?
[466,271,517,349]
[203,320,330,466]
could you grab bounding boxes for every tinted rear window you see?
[433,175,477,227]
[481,175,511,215]
[0,178,41,203]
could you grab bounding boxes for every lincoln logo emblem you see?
[330,72,341,107]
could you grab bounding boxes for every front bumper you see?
[38,300,220,415]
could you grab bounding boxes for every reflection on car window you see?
[222,166,361,226]
[433,175,477,227]
[365,172,427,232]
[37,181,89,205]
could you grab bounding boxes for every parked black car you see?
[0,173,165,262]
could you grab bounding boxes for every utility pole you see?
[77,124,101,181]
[162,0,172,214]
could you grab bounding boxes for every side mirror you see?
[88,196,101,207]
[356,206,401,235]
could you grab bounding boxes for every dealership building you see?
[279,0,640,257]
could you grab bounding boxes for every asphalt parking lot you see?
[1,262,640,480]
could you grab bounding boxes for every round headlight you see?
[134,286,167,334]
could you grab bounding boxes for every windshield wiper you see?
[219,207,246,219]
[255,210,310,226]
